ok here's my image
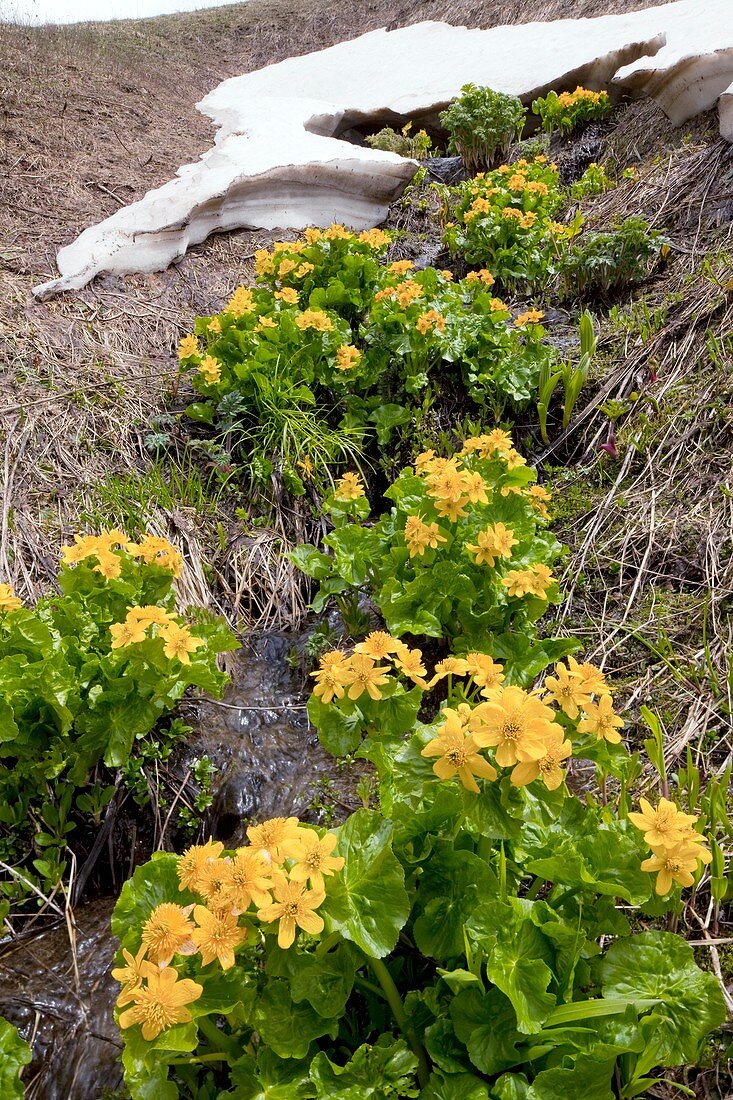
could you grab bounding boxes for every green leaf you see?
[185,401,215,424]
[421,1072,491,1099]
[484,916,556,1033]
[253,979,336,1060]
[309,1036,419,1098]
[306,694,362,756]
[450,987,523,1075]
[525,1055,615,1099]
[0,1017,32,1100]
[321,809,410,958]
[269,942,357,1018]
[600,931,727,1066]
[227,1048,314,1099]
[289,545,334,581]
[413,845,497,960]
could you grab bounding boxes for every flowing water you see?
[1,630,361,1099]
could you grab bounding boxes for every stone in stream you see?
[33,0,733,300]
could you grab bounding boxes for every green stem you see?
[315,930,342,957]
[525,875,544,900]
[198,1015,236,1060]
[368,957,431,1089]
[168,1052,228,1066]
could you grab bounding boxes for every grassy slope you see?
[0,0,731,1094]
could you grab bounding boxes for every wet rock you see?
[425,156,468,185]
[184,633,363,847]
[0,899,122,1100]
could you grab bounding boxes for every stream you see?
[0,630,360,1099]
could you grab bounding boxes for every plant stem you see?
[368,956,431,1088]
[198,1014,235,1061]
[315,930,342,957]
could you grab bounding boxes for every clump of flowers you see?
[113,818,344,1039]
[532,86,612,137]
[630,797,712,895]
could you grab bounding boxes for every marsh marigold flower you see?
[577,694,624,743]
[514,310,545,327]
[177,838,225,893]
[342,653,390,701]
[118,966,203,1040]
[543,661,593,719]
[641,844,711,896]
[112,946,155,1005]
[359,228,391,248]
[392,643,427,684]
[192,905,248,969]
[295,309,333,332]
[628,798,696,850]
[276,287,299,304]
[354,631,399,660]
[158,622,204,665]
[290,830,344,892]
[566,656,608,697]
[0,584,22,612]
[223,848,275,913]
[472,685,557,767]
[247,816,303,862]
[140,903,196,967]
[178,334,199,361]
[109,618,147,649]
[257,880,325,949]
[466,523,518,568]
[422,709,497,793]
[502,564,553,599]
[226,287,255,316]
[194,856,235,911]
[335,345,362,372]
[388,260,414,275]
[333,472,365,501]
[403,515,446,557]
[416,309,446,334]
[510,731,572,790]
[311,650,349,704]
[197,355,221,384]
[465,653,505,694]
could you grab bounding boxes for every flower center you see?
[501,719,523,742]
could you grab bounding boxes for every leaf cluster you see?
[440,86,527,173]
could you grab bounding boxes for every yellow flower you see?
[333,472,365,501]
[466,523,518,567]
[355,631,399,660]
[256,315,277,331]
[177,838,225,893]
[118,966,203,1040]
[61,534,99,564]
[226,287,255,316]
[502,564,554,599]
[112,946,155,1005]
[430,656,470,684]
[311,651,349,704]
[295,262,314,278]
[510,731,572,790]
[140,903,196,967]
[295,309,333,333]
[461,471,489,505]
[257,880,326,949]
[566,656,608,697]
[440,269,454,280]
[465,269,495,286]
[490,298,509,314]
[277,258,297,276]
[335,345,362,372]
[577,694,624,743]
[178,334,199,361]
[198,355,221,384]
[126,535,182,576]
[254,248,274,276]
[514,310,545,327]
[276,287,299,304]
[298,455,314,480]
[392,643,428,684]
[641,843,710,895]
[304,227,322,243]
[422,709,497,793]
[0,583,22,612]
[208,316,222,335]
[158,622,204,665]
[289,831,344,892]
[127,605,174,629]
[628,798,696,850]
[192,905,248,969]
[502,207,523,221]
[342,653,390,701]
[325,223,354,241]
[247,817,303,862]
[471,685,557,767]
[223,848,275,912]
[543,661,593,719]
[109,619,148,649]
[195,856,235,910]
[358,228,390,248]
[465,653,505,694]
[389,260,414,275]
[416,309,446,334]
[528,484,552,519]
[93,551,122,580]
[403,515,447,558]
[395,281,425,309]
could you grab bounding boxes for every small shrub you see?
[559,215,667,298]
[365,123,432,160]
[532,86,612,137]
[571,161,614,200]
[440,84,526,172]
[0,533,236,908]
